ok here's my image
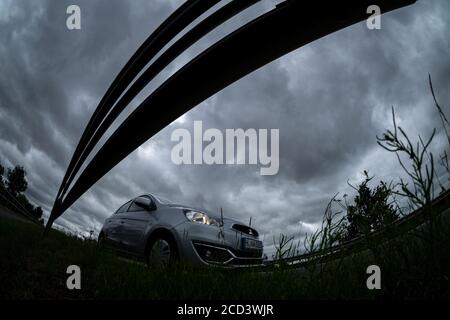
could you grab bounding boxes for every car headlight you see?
[184,210,220,226]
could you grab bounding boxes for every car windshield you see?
[152,194,174,205]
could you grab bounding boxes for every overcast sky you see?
[0,0,449,254]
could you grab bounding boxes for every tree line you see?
[0,163,44,224]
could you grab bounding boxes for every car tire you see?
[146,234,178,267]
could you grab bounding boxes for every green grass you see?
[1,207,449,300]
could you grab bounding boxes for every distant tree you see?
[6,166,28,196]
[16,193,35,213]
[33,206,43,220]
[0,163,5,208]
[0,162,4,187]
[344,171,400,240]
[0,164,44,222]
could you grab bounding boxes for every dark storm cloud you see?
[0,0,449,252]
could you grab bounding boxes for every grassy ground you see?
[0,208,449,300]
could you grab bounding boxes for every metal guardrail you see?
[54,0,220,204]
[262,189,450,269]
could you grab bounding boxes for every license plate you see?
[242,238,263,250]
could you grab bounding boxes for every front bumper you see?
[173,221,263,267]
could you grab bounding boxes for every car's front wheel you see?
[147,235,178,267]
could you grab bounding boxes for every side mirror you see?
[134,197,156,211]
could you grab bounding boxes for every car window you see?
[115,200,131,214]
[127,196,151,212]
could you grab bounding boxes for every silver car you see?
[98,194,263,267]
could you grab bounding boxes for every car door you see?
[104,200,132,249]
[119,196,156,254]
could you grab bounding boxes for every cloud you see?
[0,0,449,251]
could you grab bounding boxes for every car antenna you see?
[220,207,224,227]
[249,217,252,228]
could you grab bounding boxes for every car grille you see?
[232,224,259,237]
[231,248,262,258]
[193,242,263,266]
[194,243,232,264]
